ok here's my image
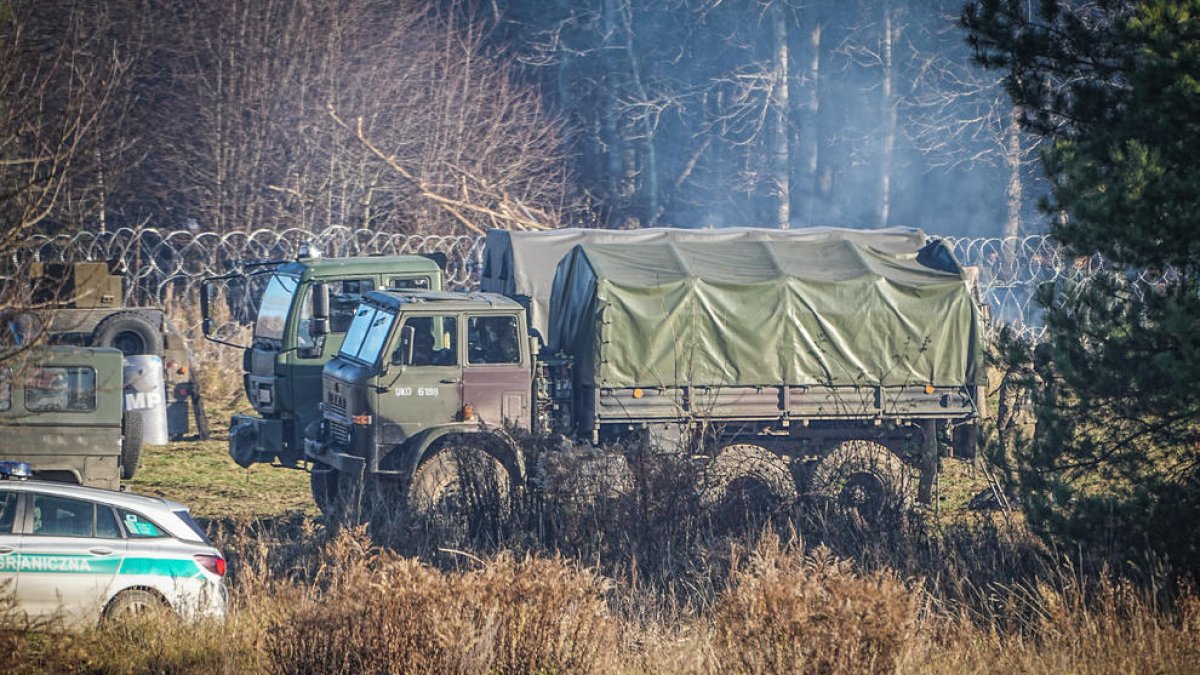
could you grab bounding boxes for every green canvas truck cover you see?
[482,227,928,338]
[548,237,983,389]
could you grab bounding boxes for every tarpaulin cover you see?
[482,227,929,338]
[547,238,983,389]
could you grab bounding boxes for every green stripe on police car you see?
[1,554,201,577]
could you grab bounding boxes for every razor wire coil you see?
[0,226,1152,342]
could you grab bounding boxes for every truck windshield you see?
[255,273,300,342]
[339,305,396,364]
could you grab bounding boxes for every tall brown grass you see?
[2,513,1198,674]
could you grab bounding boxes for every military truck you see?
[0,346,139,490]
[0,261,200,440]
[200,248,444,468]
[306,232,987,519]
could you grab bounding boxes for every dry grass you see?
[3,514,1198,674]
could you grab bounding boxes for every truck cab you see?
[204,254,444,468]
[306,291,532,508]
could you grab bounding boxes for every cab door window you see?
[329,279,375,332]
[467,316,520,365]
[403,316,458,367]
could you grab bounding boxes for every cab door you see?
[16,492,127,623]
[378,313,464,438]
[462,313,531,430]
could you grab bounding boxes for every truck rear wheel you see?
[810,440,912,521]
[407,444,511,523]
[93,311,162,357]
[120,412,144,480]
[699,443,797,512]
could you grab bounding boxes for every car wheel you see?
[104,588,169,620]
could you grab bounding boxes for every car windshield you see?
[338,305,396,365]
[254,273,300,342]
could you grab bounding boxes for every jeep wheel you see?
[407,444,510,528]
[93,311,162,357]
[120,413,144,480]
[810,440,912,522]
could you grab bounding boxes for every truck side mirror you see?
[394,325,415,366]
[311,282,329,337]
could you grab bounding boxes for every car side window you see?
[118,509,165,538]
[95,505,122,539]
[31,495,94,537]
[0,491,15,534]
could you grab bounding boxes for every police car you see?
[0,462,226,624]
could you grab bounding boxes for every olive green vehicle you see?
[0,347,138,490]
[307,230,988,520]
[0,261,200,441]
[201,249,443,468]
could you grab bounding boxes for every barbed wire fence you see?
[0,226,1127,342]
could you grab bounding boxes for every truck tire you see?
[699,443,798,511]
[407,444,511,523]
[121,412,144,480]
[810,440,912,521]
[93,311,162,357]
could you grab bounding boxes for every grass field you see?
[127,440,313,519]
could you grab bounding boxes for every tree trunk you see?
[1004,105,1023,239]
[879,5,897,228]
[770,2,790,229]
[796,20,821,228]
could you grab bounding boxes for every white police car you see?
[0,462,226,624]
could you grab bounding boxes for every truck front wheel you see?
[407,444,511,527]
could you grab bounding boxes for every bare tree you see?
[120,0,575,235]
[0,2,134,311]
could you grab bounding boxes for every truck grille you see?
[329,421,351,445]
[327,392,347,416]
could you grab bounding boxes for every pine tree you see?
[964,0,1200,572]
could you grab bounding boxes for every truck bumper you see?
[304,436,366,475]
[228,415,283,467]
